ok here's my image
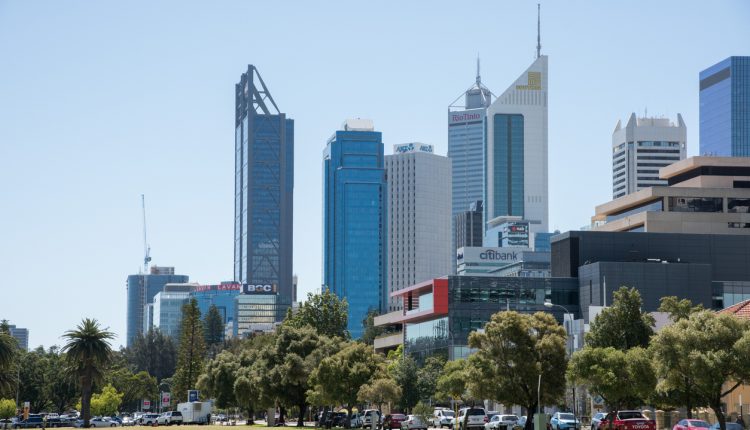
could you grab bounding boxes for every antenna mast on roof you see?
[536,3,542,58]
[141,194,151,273]
[476,55,481,85]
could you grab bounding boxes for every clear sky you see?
[1,1,748,349]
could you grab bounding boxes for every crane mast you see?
[142,194,151,273]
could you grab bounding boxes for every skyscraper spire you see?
[536,3,541,58]
[476,55,481,85]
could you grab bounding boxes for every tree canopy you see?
[286,288,349,338]
[124,328,177,382]
[585,287,654,350]
[172,299,206,402]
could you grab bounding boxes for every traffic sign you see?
[161,392,171,407]
[143,399,151,410]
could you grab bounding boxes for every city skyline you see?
[1,1,748,348]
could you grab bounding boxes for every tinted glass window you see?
[559,414,575,420]
[468,410,485,416]
[688,422,710,428]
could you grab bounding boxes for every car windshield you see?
[445,412,455,417]
[559,414,575,421]
[393,415,406,420]
[505,416,519,421]
[469,410,485,416]
[688,422,710,428]
[618,412,644,420]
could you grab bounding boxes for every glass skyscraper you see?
[700,56,750,156]
[126,266,189,347]
[323,119,387,338]
[234,65,294,319]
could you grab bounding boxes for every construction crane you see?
[142,194,151,273]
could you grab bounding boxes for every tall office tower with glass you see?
[234,65,294,319]
[323,119,387,338]
[485,54,549,246]
[126,266,189,347]
[612,113,687,199]
[385,144,451,312]
[700,56,750,157]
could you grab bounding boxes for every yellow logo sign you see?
[516,72,541,90]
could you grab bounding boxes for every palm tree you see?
[0,321,18,394]
[62,319,114,428]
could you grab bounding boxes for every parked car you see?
[599,411,655,430]
[120,416,135,427]
[14,415,44,429]
[349,414,363,428]
[138,414,160,425]
[88,417,120,428]
[550,413,580,430]
[400,415,427,430]
[673,420,711,430]
[157,411,183,426]
[591,413,607,430]
[709,423,743,430]
[382,415,407,430]
[487,415,520,430]
[433,409,455,429]
[518,416,528,430]
[457,408,487,430]
[363,410,382,429]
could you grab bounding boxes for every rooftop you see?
[719,299,750,320]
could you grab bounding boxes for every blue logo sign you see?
[188,390,199,402]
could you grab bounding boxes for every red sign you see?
[194,283,241,292]
[143,400,151,410]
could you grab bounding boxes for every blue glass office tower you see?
[700,56,750,156]
[323,119,387,338]
[191,283,241,326]
[126,266,189,347]
[234,65,294,319]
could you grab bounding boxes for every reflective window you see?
[728,198,750,213]
[669,197,723,212]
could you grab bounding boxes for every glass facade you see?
[153,292,191,339]
[126,273,189,347]
[491,114,525,218]
[234,294,284,337]
[449,109,486,217]
[323,129,387,338]
[700,56,750,156]
[191,287,241,326]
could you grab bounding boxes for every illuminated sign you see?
[516,71,542,90]
[448,108,484,125]
[393,143,434,154]
[242,283,278,294]
[194,283,241,292]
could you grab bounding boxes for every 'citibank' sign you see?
[479,250,519,261]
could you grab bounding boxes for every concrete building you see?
[593,156,750,235]
[151,283,194,339]
[126,266,189,346]
[454,201,483,255]
[234,288,285,337]
[485,54,549,246]
[8,325,29,351]
[386,144,452,311]
[612,113,687,199]
[700,56,750,157]
[234,65,294,320]
[323,119,387,338]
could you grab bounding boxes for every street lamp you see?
[544,301,577,419]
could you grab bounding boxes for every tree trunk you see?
[297,402,307,427]
[247,407,254,425]
[280,406,286,425]
[712,402,726,430]
[81,374,92,428]
[525,403,537,430]
[685,377,693,419]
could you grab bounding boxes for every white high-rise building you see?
[612,113,687,199]
[485,54,549,246]
[386,144,452,311]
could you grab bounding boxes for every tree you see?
[0,323,17,395]
[46,348,78,413]
[568,346,655,421]
[62,318,115,428]
[234,350,265,426]
[107,367,157,413]
[172,299,206,402]
[435,359,469,407]
[585,287,654,350]
[124,328,177,382]
[390,355,419,412]
[0,398,16,429]
[650,311,750,430]
[357,378,401,413]
[467,312,568,430]
[196,350,239,410]
[285,289,349,338]
[88,385,123,417]
[360,311,384,345]
[204,305,225,353]
[17,347,51,412]
[417,356,445,402]
[308,342,383,424]
[658,296,704,323]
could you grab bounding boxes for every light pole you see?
[544,301,576,418]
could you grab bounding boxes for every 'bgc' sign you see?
[242,283,278,294]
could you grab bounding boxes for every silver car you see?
[401,415,428,430]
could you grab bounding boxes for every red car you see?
[382,414,407,430]
[598,411,655,430]
[673,420,711,430]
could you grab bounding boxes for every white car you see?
[363,410,382,429]
[88,417,120,428]
[486,415,520,430]
[157,412,183,426]
[457,408,487,430]
[401,415,428,430]
[433,410,455,429]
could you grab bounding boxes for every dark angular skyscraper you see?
[234,65,294,319]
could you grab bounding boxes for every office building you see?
[191,282,242,327]
[457,247,551,278]
[234,289,286,337]
[8,325,29,351]
[454,201,483,254]
[386,144,452,311]
[700,56,750,157]
[484,217,531,248]
[612,113,687,199]
[593,156,750,235]
[323,119,387,338]
[151,284,194,339]
[485,53,549,245]
[126,266,189,346]
[234,65,294,321]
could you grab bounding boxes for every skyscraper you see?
[323,119,387,338]
[386,143,451,312]
[234,65,294,318]
[612,113,687,199]
[454,200,483,254]
[8,325,29,351]
[700,56,750,157]
[448,60,493,219]
[485,54,549,245]
[126,266,189,346]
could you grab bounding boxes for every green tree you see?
[390,355,419,412]
[417,356,445,402]
[585,287,654,350]
[124,328,177,382]
[412,402,433,429]
[357,378,401,413]
[360,311,384,345]
[0,322,17,396]
[435,359,469,408]
[568,346,655,422]
[308,342,383,424]
[172,299,206,402]
[196,350,239,409]
[650,311,750,430]
[107,367,157,413]
[88,385,123,417]
[658,296,704,323]
[285,289,349,338]
[17,347,51,412]
[61,318,115,428]
[468,312,568,430]
[0,398,16,423]
[46,348,78,413]
[204,305,225,353]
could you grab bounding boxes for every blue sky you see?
[1,1,748,349]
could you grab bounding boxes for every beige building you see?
[592,157,750,235]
